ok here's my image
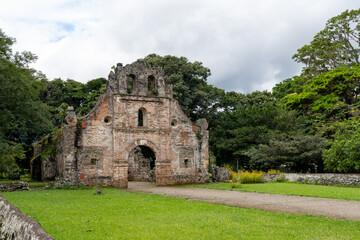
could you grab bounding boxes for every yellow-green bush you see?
[238,170,264,184]
[226,168,283,186]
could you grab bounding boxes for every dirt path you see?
[127,182,360,221]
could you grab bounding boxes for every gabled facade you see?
[52,60,209,187]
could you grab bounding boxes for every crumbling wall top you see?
[107,59,172,98]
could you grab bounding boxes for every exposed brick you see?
[45,60,209,187]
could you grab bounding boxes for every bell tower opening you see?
[147,75,156,95]
[127,74,135,94]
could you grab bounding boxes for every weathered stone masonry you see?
[43,60,209,187]
[0,194,54,240]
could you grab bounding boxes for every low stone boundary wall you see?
[0,194,54,240]
[266,173,360,186]
[284,173,360,186]
[0,182,29,192]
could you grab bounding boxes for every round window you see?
[104,116,112,124]
[171,119,178,127]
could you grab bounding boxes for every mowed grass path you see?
[3,189,360,240]
[192,182,360,201]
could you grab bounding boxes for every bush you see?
[228,169,266,184]
[226,168,285,186]
[238,171,264,184]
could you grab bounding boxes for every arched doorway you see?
[128,145,156,182]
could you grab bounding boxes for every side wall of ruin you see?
[77,96,114,186]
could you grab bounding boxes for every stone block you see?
[211,166,230,182]
[0,182,29,192]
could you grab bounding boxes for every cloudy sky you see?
[0,0,359,93]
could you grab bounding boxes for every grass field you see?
[2,188,360,239]
[192,182,360,201]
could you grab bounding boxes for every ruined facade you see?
[40,60,209,187]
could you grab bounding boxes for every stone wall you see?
[42,60,210,188]
[211,166,230,182]
[284,173,360,186]
[0,194,54,240]
[0,182,29,192]
[75,60,209,187]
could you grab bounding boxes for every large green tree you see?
[144,54,224,121]
[78,77,107,115]
[272,76,305,100]
[210,91,280,168]
[246,134,326,172]
[40,77,107,125]
[0,29,53,173]
[283,64,360,125]
[293,9,360,77]
[272,9,360,173]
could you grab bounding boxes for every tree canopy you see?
[2,7,360,176]
[40,77,107,126]
[0,29,53,174]
[293,9,360,77]
[323,118,360,172]
[144,54,224,121]
[284,64,360,116]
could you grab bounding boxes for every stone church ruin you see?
[33,60,209,187]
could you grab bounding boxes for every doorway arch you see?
[127,145,156,182]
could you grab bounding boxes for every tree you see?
[144,54,224,121]
[0,29,53,171]
[210,91,279,168]
[78,77,107,115]
[246,134,326,172]
[41,78,85,111]
[283,65,360,123]
[272,76,305,100]
[323,118,360,173]
[40,77,107,123]
[293,9,360,77]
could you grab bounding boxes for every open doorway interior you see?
[128,145,156,182]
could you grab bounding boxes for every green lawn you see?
[2,188,360,239]
[192,182,360,201]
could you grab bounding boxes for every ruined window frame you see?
[184,159,189,168]
[138,107,148,127]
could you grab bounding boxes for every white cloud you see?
[0,0,359,92]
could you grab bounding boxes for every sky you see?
[0,0,359,93]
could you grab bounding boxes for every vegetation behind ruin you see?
[1,8,360,177]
